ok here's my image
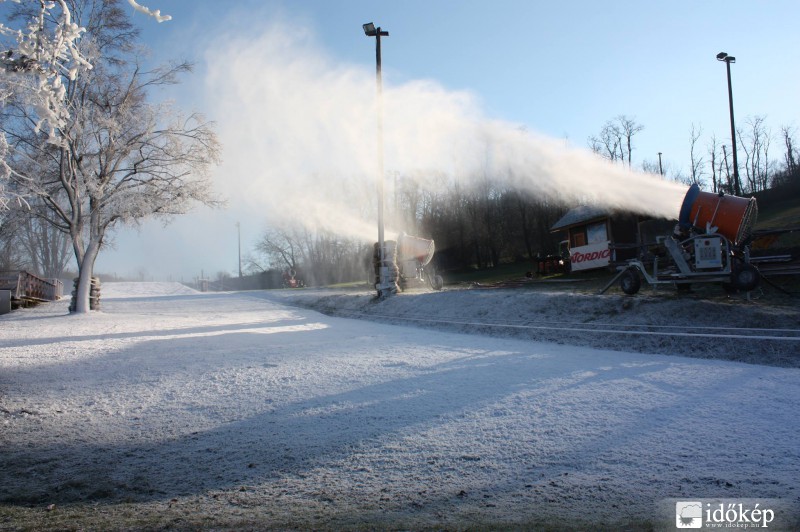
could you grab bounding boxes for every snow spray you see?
[204,22,689,241]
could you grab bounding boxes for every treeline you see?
[0,210,70,277]
[589,115,800,197]
[250,179,568,286]
[249,227,373,287]
[387,179,566,271]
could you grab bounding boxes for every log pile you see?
[69,277,101,312]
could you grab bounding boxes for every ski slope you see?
[1,283,798,529]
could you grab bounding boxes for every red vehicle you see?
[282,268,305,288]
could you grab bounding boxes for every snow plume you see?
[205,22,688,242]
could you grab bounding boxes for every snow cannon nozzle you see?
[677,184,757,245]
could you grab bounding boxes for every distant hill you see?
[754,181,800,230]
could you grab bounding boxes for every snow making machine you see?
[607,184,760,295]
[396,233,444,291]
[372,233,444,295]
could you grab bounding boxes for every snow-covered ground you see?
[1,282,799,530]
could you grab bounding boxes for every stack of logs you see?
[372,241,400,294]
[69,277,101,312]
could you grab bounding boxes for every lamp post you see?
[236,222,242,279]
[363,22,391,297]
[716,52,740,196]
[658,152,664,176]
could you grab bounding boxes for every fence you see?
[0,271,63,303]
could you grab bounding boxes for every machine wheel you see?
[429,274,444,291]
[731,263,759,292]
[721,282,738,294]
[619,269,641,295]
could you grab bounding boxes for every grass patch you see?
[755,182,800,230]
[442,261,534,285]
[440,261,615,290]
[756,201,800,230]
[325,280,370,289]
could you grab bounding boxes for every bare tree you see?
[588,116,643,167]
[689,123,705,186]
[641,159,661,175]
[738,115,772,193]
[781,125,797,176]
[0,191,72,278]
[254,224,369,287]
[721,144,734,193]
[19,208,72,277]
[587,136,602,157]
[0,209,25,270]
[707,134,719,193]
[616,115,644,168]
[255,228,303,272]
[592,121,622,163]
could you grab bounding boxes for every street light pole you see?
[717,52,740,196]
[658,152,664,176]
[236,222,242,279]
[363,22,391,297]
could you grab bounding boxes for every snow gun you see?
[607,184,759,295]
[372,233,444,296]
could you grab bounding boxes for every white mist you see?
[204,23,688,243]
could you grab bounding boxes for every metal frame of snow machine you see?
[603,231,759,296]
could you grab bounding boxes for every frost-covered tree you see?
[0,0,91,206]
[1,0,219,313]
[255,227,305,274]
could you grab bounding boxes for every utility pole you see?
[236,222,242,279]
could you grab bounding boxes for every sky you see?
[79,0,800,281]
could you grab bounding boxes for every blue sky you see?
[90,0,799,280]
[135,0,799,164]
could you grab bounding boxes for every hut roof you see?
[550,206,610,231]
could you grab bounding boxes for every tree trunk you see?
[518,198,533,259]
[74,240,100,314]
